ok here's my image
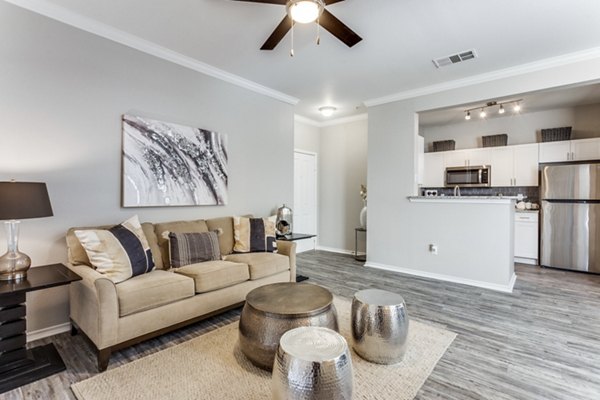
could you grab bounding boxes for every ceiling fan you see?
[231,0,362,51]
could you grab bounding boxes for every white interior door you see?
[294,151,318,253]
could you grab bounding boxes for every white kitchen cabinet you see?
[423,152,445,187]
[443,148,491,168]
[539,138,600,163]
[514,212,539,264]
[491,144,538,187]
[443,149,469,167]
[513,144,539,186]
[538,141,570,163]
[571,137,600,161]
[490,147,514,186]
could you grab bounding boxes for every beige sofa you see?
[65,216,296,371]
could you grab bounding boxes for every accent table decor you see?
[351,288,409,364]
[272,326,353,400]
[238,283,338,370]
[0,181,54,281]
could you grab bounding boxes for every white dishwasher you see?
[514,211,539,265]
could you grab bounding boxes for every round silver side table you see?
[272,327,353,400]
[351,289,409,364]
[239,283,338,370]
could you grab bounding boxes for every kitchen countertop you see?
[408,196,515,204]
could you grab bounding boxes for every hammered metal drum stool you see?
[272,327,353,400]
[239,283,338,370]
[351,289,409,364]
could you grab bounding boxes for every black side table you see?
[354,228,367,262]
[277,233,317,282]
[0,263,81,394]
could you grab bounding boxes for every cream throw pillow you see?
[75,215,155,283]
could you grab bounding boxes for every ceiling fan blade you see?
[319,9,362,48]
[230,0,287,4]
[261,16,293,50]
[324,0,346,4]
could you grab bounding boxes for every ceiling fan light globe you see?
[287,0,324,24]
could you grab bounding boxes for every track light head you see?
[479,108,486,118]
[465,111,471,120]
[498,104,505,114]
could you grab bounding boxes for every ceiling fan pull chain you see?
[316,18,320,45]
[290,20,294,57]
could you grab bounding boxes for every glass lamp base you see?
[0,251,31,281]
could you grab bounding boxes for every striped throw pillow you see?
[74,215,155,283]
[168,231,221,268]
[233,216,277,253]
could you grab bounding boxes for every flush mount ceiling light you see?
[287,0,324,24]
[464,99,523,121]
[319,106,337,117]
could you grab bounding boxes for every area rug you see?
[72,298,456,400]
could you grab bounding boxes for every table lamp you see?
[0,181,53,281]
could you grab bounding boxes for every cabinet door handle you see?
[566,152,570,161]
[572,152,575,160]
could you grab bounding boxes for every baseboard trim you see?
[364,261,517,293]
[514,257,538,266]
[27,322,71,343]
[315,246,354,255]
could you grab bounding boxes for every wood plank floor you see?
[2,251,600,399]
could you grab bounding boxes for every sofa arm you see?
[277,240,297,282]
[66,264,119,349]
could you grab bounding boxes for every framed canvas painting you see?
[122,114,228,207]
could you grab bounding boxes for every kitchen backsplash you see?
[421,186,540,202]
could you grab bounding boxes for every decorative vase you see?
[359,204,367,229]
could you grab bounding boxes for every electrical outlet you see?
[429,244,438,255]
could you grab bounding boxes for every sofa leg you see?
[98,348,112,372]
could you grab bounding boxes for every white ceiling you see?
[17,0,600,121]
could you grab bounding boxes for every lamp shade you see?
[0,182,53,220]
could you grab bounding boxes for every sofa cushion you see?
[74,215,155,283]
[206,217,234,256]
[224,253,289,280]
[154,220,209,269]
[142,222,164,270]
[233,216,277,253]
[168,231,221,267]
[116,270,195,317]
[174,261,249,293]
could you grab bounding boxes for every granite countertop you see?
[408,196,515,204]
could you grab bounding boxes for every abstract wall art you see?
[122,114,228,207]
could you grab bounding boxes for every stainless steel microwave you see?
[445,166,491,187]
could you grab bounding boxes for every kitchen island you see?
[368,196,516,292]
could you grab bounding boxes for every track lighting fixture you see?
[463,99,522,121]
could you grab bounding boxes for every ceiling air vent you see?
[433,49,478,68]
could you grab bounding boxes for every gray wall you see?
[420,104,600,151]
[367,54,600,286]
[0,3,294,333]
[294,118,368,253]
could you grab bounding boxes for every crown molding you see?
[6,0,299,105]
[364,47,600,107]
[320,113,368,127]
[294,113,368,128]
[294,115,321,127]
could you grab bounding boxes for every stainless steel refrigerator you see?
[540,163,600,273]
